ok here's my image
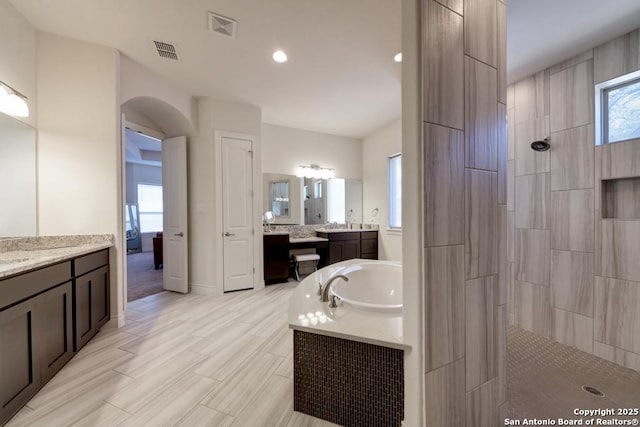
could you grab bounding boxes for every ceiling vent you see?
[208,12,237,39]
[152,40,180,61]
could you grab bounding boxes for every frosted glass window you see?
[138,183,163,232]
[603,77,640,144]
[388,154,402,229]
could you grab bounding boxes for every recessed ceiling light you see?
[272,50,288,63]
[394,52,402,63]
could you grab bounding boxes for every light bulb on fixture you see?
[0,80,29,117]
[296,164,334,179]
[272,50,288,63]
[394,52,402,63]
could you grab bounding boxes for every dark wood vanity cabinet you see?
[316,230,378,263]
[263,234,290,284]
[0,249,110,425]
[74,249,110,351]
[0,261,74,423]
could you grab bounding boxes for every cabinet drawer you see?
[74,249,109,276]
[0,262,71,310]
[361,231,378,240]
[361,238,378,254]
[318,232,360,241]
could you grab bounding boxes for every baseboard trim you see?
[191,283,221,296]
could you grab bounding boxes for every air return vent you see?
[208,12,237,39]
[152,40,180,61]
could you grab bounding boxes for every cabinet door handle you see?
[174,232,184,237]
[224,232,235,237]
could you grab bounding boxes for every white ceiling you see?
[9,0,640,138]
[507,0,640,83]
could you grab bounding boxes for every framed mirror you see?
[263,173,301,224]
[0,112,37,237]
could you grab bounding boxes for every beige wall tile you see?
[465,169,498,279]
[507,211,515,262]
[594,276,640,354]
[466,378,498,427]
[593,28,640,84]
[550,189,594,252]
[498,206,508,306]
[549,49,594,75]
[464,0,497,66]
[507,160,515,211]
[514,71,549,124]
[424,359,466,426]
[602,177,640,219]
[498,103,507,205]
[593,341,640,372]
[550,124,595,191]
[424,123,465,246]
[466,276,499,390]
[515,229,550,286]
[550,60,594,132]
[515,173,549,229]
[554,308,594,353]
[551,250,594,317]
[515,116,550,176]
[599,219,640,282]
[497,305,507,404]
[424,245,465,371]
[423,0,464,129]
[434,0,463,15]
[496,1,506,104]
[507,84,515,108]
[597,140,640,180]
[465,57,498,170]
[515,281,553,337]
[507,107,515,160]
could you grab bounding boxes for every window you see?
[388,154,401,229]
[595,70,640,145]
[137,183,163,232]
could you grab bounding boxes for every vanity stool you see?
[293,253,320,281]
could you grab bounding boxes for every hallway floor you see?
[6,283,639,426]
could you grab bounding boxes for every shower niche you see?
[601,177,640,219]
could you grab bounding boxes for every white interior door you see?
[162,136,189,293]
[222,136,254,292]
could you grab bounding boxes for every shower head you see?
[531,137,550,152]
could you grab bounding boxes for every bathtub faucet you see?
[320,274,349,303]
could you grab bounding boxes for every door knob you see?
[174,232,184,237]
[224,232,235,237]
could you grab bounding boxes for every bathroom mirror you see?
[263,173,302,224]
[0,112,37,237]
[304,178,363,225]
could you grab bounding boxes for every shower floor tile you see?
[506,326,640,423]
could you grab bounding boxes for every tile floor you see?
[6,283,640,426]
[506,326,640,423]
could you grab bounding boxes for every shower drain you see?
[582,385,605,397]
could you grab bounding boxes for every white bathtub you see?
[288,259,406,349]
[329,261,402,313]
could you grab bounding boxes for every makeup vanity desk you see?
[263,230,378,284]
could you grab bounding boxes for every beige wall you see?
[0,0,37,127]
[508,28,640,372]
[37,32,123,323]
[362,119,402,261]
[262,124,362,179]
[420,0,508,424]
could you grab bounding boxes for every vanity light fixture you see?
[296,164,335,179]
[394,52,402,63]
[0,80,29,118]
[272,50,288,63]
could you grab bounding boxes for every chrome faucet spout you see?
[320,274,349,302]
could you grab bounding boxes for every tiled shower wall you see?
[421,0,507,424]
[508,28,640,372]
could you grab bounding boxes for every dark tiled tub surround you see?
[294,330,404,427]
